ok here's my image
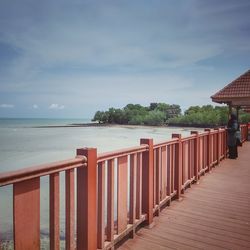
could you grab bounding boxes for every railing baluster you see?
[65,169,75,250]
[188,141,192,180]
[167,145,171,196]
[183,142,189,185]
[136,152,142,219]
[224,130,227,156]
[204,136,207,168]
[211,134,214,163]
[181,142,185,187]
[200,137,204,171]
[129,154,136,238]
[191,131,199,183]
[186,142,189,181]
[117,156,128,234]
[214,133,218,163]
[153,150,156,209]
[107,159,114,242]
[218,129,221,163]
[199,139,201,174]
[205,136,208,169]
[97,161,105,248]
[13,178,40,250]
[171,144,175,194]
[214,128,221,165]
[155,148,161,215]
[190,140,194,178]
[50,173,60,250]
[161,146,167,199]
[205,129,211,171]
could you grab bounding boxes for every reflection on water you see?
[0,119,202,245]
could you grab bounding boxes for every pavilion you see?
[211,69,250,117]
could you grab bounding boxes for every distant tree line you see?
[168,105,250,127]
[167,105,228,127]
[92,103,250,127]
[92,103,181,126]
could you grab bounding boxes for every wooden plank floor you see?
[118,142,250,250]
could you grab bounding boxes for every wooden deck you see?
[118,142,250,250]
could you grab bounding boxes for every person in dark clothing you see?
[227,113,238,159]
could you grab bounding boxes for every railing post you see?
[76,148,97,250]
[191,131,200,183]
[140,138,154,226]
[204,129,212,172]
[172,134,182,200]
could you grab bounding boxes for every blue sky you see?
[0,0,250,118]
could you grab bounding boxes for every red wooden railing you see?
[96,144,149,249]
[0,125,248,250]
[0,151,96,250]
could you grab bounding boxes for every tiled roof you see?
[211,70,250,99]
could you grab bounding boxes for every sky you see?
[0,0,250,118]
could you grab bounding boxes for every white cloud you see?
[0,104,14,108]
[2,0,248,77]
[1,1,249,82]
[49,104,65,110]
[0,1,249,118]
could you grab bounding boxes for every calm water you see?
[0,118,201,242]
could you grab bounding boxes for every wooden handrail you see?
[97,145,148,162]
[0,157,86,186]
[153,137,178,149]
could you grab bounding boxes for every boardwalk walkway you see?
[119,142,250,250]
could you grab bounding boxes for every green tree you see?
[155,103,170,120]
[92,111,103,123]
[144,110,165,126]
[240,113,250,123]
[124,104,148,123]
[149,103,158,110]
[167,104,181,118]
[168,105,229,127]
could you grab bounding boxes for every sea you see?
[0,118,201,247]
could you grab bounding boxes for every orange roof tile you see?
[211,69,250,99]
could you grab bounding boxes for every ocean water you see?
[0,118,201,244]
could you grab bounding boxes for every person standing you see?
[227,113,238,159]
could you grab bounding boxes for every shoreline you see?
[32,122,214,129]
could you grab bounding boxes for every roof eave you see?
[212,99,250,108]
